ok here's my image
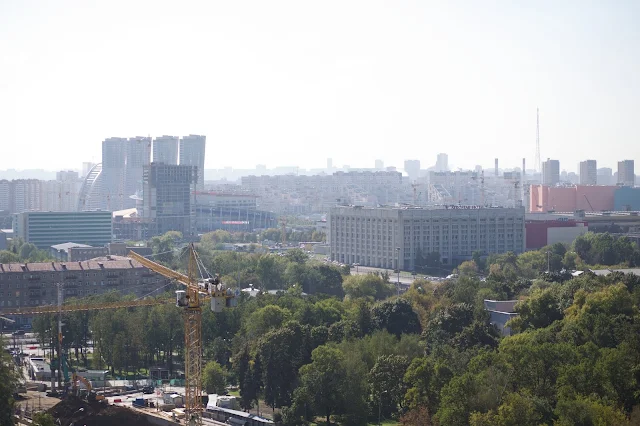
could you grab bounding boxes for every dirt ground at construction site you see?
[15,390,60,412]
[47,396,151,426]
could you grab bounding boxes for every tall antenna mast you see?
[535,107,541,173]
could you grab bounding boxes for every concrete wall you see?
[576,186,616,211]
[614,187,640,211]
[547,225,588,246]
[530,185,616,212]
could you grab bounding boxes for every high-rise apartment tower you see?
[179,135,206,191]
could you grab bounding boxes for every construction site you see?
[3,245,273,426]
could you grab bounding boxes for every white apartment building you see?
[329,205,525,270]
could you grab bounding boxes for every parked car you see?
[12,330,25,336]
[142,386,155,394]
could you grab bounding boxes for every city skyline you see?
[1,1,639,172]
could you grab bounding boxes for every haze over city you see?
[2,0,639,172]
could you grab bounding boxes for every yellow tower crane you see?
[2,244,234,426]
[129,243,235,426]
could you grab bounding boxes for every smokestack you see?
[494,158,499,177]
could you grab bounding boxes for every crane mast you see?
[129,244,206,425]
[184,244,203,425]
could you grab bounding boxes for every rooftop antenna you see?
[535,108,541,173]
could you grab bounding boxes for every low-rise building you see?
[14,211,113,249]
[0,255,172,328]
[50,242,109,261]
[525,219,588,250]
[484,299,518,336]
[28,357,52,381]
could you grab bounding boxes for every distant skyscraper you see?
[143,162,197,237]
[81,162,95,178]
[153,135,179,165]
[597,167,613,185]
[404,160,420,181]
[327,158,333,169]
[436,153,448,172]
[375,159,384,170]
[494,158,499,177]
[618,160,635,186]
[101,137,127,210]
[542,158,560,186]
[179,134,206,191]
[579,160,597,185]
[124,136,151,207]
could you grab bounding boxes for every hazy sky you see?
[1,1,639,173]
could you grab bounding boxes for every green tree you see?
[469,391,543,426]
[285,248,308,264]
[258,328,304,409]
[0,250,19,264]
[371,298,421,337]
[369,355,410,418]
[0,336,19,426]
[256,255,286,290]
[554,395,630,426]
[343,274,394,301]
[404,356,452,414]
[245,305,291,338]
[295,345,349,425]
[203,360,227,394]
[509,287,564,332]
[149,230,182,264]
[457,260,479,277]
[31,412,56,426]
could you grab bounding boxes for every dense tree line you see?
[25,231,640,425]
[0,238,53,264]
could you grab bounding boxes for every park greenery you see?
[0,238,54,264]
[10,230,640,425]
[0,336,21,426]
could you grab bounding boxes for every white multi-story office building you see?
[329,205,525,270]
[179,134,206,191]
[579,160,597,185]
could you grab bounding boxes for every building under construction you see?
[142,162,198,237]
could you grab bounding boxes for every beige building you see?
[329,205,525,270]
